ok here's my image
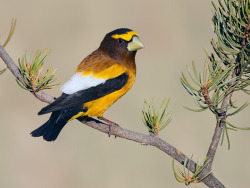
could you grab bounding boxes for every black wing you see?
[38,72,129,115]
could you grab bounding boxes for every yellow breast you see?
[67,70,135,122]
[83,71,135,117]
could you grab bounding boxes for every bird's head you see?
[100,28,144,61]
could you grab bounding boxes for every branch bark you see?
[0,44,225,188]
[206,84,235,170]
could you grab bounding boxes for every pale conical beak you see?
[127,36,144,51]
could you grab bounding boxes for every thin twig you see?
[206,70,236,171]
[0,44,224,187]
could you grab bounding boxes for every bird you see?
[31,28,144,141]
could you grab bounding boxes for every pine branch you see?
[0,45,55,103]
[206,0,250,170]
[0,43,225,187]
[206,78,235,170]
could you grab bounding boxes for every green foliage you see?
[0,68,7,75]
[221,114,250,149]
[211,0,250,92]
[142,98,172,135]
[172,155,211,186]
[17,49,59,92]
[181,60,236,113]
[3,18,16,48]
[181,0,250,148]
[1,19,16,76]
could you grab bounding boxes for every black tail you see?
[31,111,67,142]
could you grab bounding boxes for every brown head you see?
[99,28,144,66]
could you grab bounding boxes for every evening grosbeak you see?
[31,28,144,141]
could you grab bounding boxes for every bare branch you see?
[0,45,24,85]
[80,116,224,188]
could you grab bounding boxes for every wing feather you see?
[60,73,106,94]
[38,72,129,115]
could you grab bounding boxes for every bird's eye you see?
[118,38,125,44]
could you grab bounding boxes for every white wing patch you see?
[60,73,106,94]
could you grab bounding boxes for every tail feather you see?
[31,111,67,142]
[32,106,82,141]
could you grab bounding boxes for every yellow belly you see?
[68,73,135,121]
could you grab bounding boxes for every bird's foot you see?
[98,117,118,137]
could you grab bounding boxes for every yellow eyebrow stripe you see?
[111,31,139,41]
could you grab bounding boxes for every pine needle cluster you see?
[181,0,250,149]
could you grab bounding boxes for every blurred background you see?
[0,0,249,187]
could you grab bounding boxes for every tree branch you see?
[205,10,250,171]
[206,84,234,170]
[79,116,224,187]
[0,45,55,103]
[0,44,225,187]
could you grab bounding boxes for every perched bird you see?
[31,28,144,141]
